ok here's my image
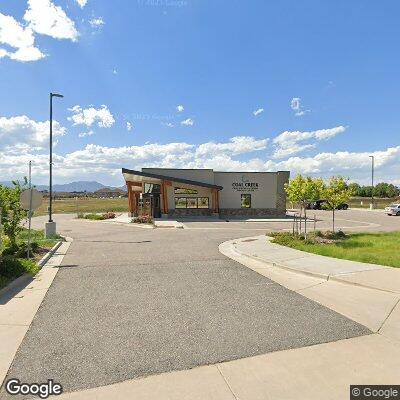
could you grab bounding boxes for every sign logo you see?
[232,176,259,192]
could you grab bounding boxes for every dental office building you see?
[122,168,290,218]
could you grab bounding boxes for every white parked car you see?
[385,203,400,216]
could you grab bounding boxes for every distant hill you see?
[0,180,127,193]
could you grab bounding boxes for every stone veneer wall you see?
[219,208,286,217]
[276,171,290,213]
[168,209,213,217]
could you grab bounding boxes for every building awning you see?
[122,168,223,190]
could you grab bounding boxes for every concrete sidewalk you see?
[219,235,400,336]
[0,240,71,388]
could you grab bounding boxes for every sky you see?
[0,0,399,186]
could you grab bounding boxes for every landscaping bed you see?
[77,212,116,220]
[270,231,400,268]
[0,228,61,290]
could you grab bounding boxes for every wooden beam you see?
[129,181,143,187]
[164,182,169,213]
[127,182,134,215]
[161,180,167,214]
[133,193,139,215]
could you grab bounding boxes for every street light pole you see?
[45,92,63,238]
[369,155,374,209]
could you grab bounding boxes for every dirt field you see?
[35,197,128,216]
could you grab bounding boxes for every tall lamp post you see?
[369,155,374,210]
[45,92,64,238]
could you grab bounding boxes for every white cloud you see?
[181,118,194,126]
[273,144,316,159]
[89,17,104,28]
[75,0,88,8]
[68,105,115,128]
[176,105,184,113]
[24,0,79,41]
[196,136,268,157]
[0,134,399,185]
[272,126,346,158]
[0,115,66,152]
[0,0,79,62]
[126,122,133,131]
[253,108,264,116]
[290,97,309,117]
[78,130,94,138]
[162,122,174,128]
[268,147,400,183]
[0,13,45,62]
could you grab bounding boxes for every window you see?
[174,197,210,209]
[144,183,161,194]
[174,187,198,195]
[187,198,198,208]
[198,197,209,208]
[241,194,251,208]
[175,197,187,208]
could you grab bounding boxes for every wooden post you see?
[162,181,169,214]
[127,182,134,216]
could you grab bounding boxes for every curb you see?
[222,239,330,281]
[0,274,32,298]
[38,240,64,267]
[0,238,72,389]
[220,238,397,294]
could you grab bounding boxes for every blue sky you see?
[0,0,399,185]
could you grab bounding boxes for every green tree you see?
[373,182,399,198]
[0,180,28,249]
[322,176,353,232]
[284,175,324,238]
[348,182,361,196]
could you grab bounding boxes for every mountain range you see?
[0,181,127,193]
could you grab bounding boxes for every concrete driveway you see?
[2,214,371,396]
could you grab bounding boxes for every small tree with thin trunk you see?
[322,176,353,233]
[285,175,324,238]
[0,180,27,250]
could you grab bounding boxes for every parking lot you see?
[180,209,399,233]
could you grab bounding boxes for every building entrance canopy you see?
[122,168,222,217]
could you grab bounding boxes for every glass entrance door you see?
[152,195,161,218]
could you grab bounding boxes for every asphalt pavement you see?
[2,214,371,396]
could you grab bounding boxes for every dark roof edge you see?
[122,168,223,190]
[213,170,290,174]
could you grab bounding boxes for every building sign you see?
[232,176,260,192]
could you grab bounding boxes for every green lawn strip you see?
[0,228,61,290]
[271,231,400,268]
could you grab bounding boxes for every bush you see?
[102,212,116,219]
[84,213,105,220]
[271,230,349,247]
[80,212,116,220]
[0,256,39,279]
[132,214,153,224]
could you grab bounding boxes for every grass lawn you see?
[35,197,128,216]
[271,231,400,268]
[0,228,61,290]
